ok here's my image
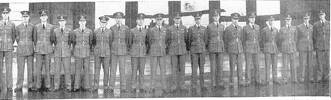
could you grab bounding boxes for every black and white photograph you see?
[0,0,329,99]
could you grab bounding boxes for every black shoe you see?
[14,88,22,92]
[273,81,281,85]
[149,88,155,93]
[201,87,208,91]
[139,89,145,93]
[7,88,12,91]
[53,88,60,92]
[65,88,72,92]
[120,89,128,93]
[73,88,79,92]
[216,85,225,89]
[28,88,33,91]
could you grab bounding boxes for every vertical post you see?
[209,0,220,23]
[246,0,257,25]
[168,1,181,25]
[280,0,289,26]
[125,1,138,28]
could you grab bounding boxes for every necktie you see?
[252,25,255,29]
[216,23,219,28]
[322,22,325,26]
[235,25,237,29]
[271,27,273,31]
[158,26,161,31]
[306,24,308,29]
[102,28,104,32]
[118,26,120,31]
[61,28,64,33]
[43,24,45,29]
[139,27,142,32]
[82,29,84,33]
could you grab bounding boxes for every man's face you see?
[248,17,255,23]
[195,18,201,25]
[22,16,29,23]
[79,20,86,27]
[136,19,144,26]
[40,15,48,22]
[212,16,219,22]
[285,19,291,25]
[319,14,326,20]
[99,22,107,27]
[59,20,66,27]
[267,20,273,26]
[2,13,9,20]
[156,19,163,26]
[174,18,181,24]
[303,18,310,23]
[115,18,122,24]
[232,18,239,25]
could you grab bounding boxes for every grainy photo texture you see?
[0,0,329,99]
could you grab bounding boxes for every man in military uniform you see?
[146,13,168,93]
[206,9,226,89]
[72,15,93,91]
[109,12,130,93]
[278,15,298,83]
[243,12,260,86]
[15,11,34,91]
[51,15,73,91]
[313,10,330,83]
[188,12,207,91]
[129,13,147,93]
[297,13,313,83]
[261,16,280,85]
[33,9,54,90]
[0,7,14,91]
[224,13,244,86]
[167,12,189,92]
[93,15,112,91]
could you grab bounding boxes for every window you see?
[95,1,125,28]
[257,0,280,16]
[138,0,169,28]
[181,0,209,27]
[257,0,280,29]
[220,0,246,16]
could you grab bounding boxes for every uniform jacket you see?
[297,23,314,51]
[15,23,34,56]
[33,23,54,54]
[110,24,130,56]
[0,20,15,51]
[166,24,188,55]
[313,21,330,50]
[278,26,297,53]
[52,27,73,57]
[206,22,225,53]
[188,24,207,54]
[224,24,244,54]
[243,24,260,53]
[72,28,93,58]
[260,26,279,54]
[146,25,167,56]
[93,27,112,57]
[129,26,148,57]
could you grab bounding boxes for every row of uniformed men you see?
[0,7,329,93]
